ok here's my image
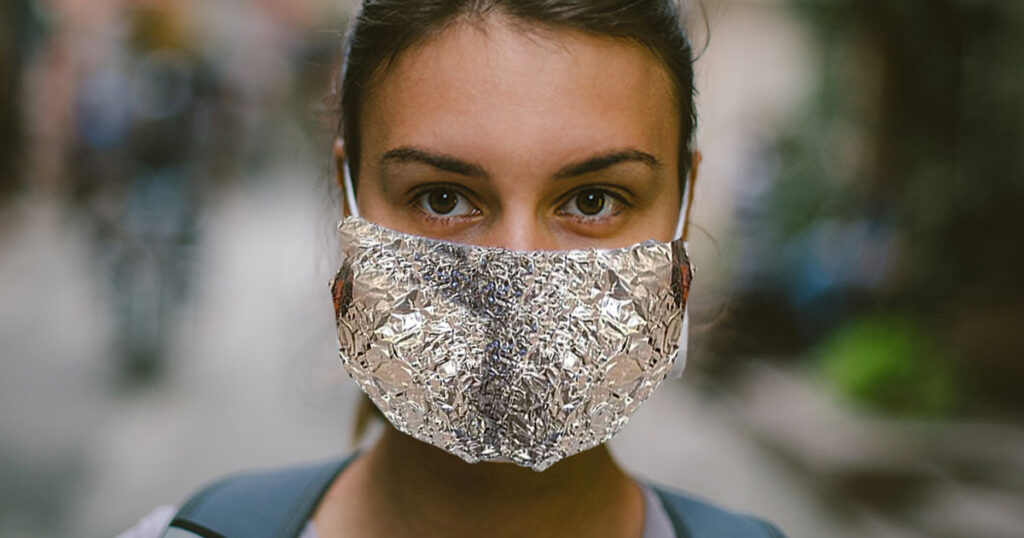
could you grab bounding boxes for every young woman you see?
[120,1,783,536]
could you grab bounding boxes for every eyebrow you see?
[379,146,662,181]
[552,150,663,180]
[380,147,488,178]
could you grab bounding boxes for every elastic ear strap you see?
[668,309,689,379]
[343,161,360,218]
[673,165,695,240]
[670,164,695,378]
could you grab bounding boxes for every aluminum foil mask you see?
[330,216,693,471]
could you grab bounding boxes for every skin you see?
[316,15,700,538]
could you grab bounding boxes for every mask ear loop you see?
[669,168,695,379]
[673,160,696,241]
[343,160,360,219]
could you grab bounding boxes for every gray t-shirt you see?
[116,480,676,538]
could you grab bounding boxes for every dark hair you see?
[334,0,697,188]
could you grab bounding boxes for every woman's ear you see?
[682,150,701,242]
[334,139,350,218]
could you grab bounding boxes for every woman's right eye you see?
[412,187,479,219]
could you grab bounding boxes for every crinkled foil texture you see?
[331,217,692,471]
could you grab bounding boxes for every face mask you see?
[331,165,694,471]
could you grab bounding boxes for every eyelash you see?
[406,185,632,224]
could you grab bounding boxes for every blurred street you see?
[3,0,1023,536]
[0,165,354,536]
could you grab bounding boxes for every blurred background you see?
[1,0,1022,536]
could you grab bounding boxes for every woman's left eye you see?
[558,188,625,219]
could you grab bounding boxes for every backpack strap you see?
[652,486,785,538]
[161,456,354,538]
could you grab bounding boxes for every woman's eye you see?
[559,189,623,219]
[413,187,478,218]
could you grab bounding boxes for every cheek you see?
[651,186,684,240]
[636,178,682,243]
[351,174,407,230]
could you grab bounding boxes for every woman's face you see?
[345,16,684,250]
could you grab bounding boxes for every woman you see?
[121,1,784,536]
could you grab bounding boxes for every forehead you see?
[360,17,679,172]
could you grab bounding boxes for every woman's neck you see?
[314,425,645,538]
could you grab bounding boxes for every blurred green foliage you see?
[782,0,1024,303]
[818,314,957,418]
[760,0,1024,412]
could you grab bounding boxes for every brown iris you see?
[428,189,458,214]
[575,190,606,215]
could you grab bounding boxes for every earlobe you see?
[334,139,350,218]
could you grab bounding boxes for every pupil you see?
[428,190,458,214]
[576,191,605,215]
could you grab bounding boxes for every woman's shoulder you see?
[116,458,349,538]
[648,484,785,538]
[117,504,320,538]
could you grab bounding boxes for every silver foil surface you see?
[331,217,692,471]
